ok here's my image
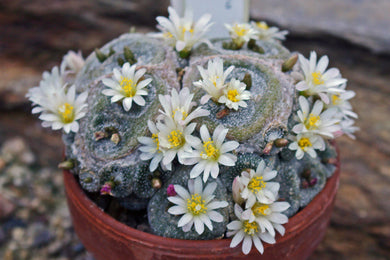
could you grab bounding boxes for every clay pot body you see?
[64,162,340,260]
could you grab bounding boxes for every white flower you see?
[38,85,88,133]
[182,125,239,182]
[293,96,341,139]
[242,201,290,237]
[27,66,64,114]
[225,23,258,48]
[296,51,347,104]
[251,21,288,42]
[218,78,251,110]
[239,160,280,208]
[158,87,210,126]
[288,133,326,160]
[156,6,212,53]
[156,117,197,165]
[168,177,228,235]
[138,120,170,172]
[102,62,151,111]
[227,204,276,255]
[326,85,358,120]
[60,50,85,75]
[338,119,359,140]
[193,58,235,104]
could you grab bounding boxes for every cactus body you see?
[63,33,338,239]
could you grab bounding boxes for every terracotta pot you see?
[64,159,340,260]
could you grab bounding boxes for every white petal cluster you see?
[288,96,339,159]
[225,23,258,48]
[168,177,228,234]
[182,125,239,182]
[137,120,164,172]
[138,88,210,171]
[102,62,151,111]
[157,118,197,166]
[290,51,358,157]
[241,201,290,237]
[338,119,359,140]
[194,58,252,107]
[27,67,64,112]
[237,160,280,208]
[325,83,359,139]
[293,96,341,139]
[159,87,209,126]
[26,66,88,134]
[60,50,85,75]
[156,7,212,53]
[218,79,251,110]
[226,204,275,255]
[251,21,288,42]
[288,133,326,160]
[296,51,347,104]
[228,160,290,255]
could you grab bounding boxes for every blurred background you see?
[0,0,389,259]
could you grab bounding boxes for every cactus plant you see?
[27,6,358,256]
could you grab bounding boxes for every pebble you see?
[32,229,53,248]
[48,240,66,256]
[0,137,35,165]
[3,218,26,233]
[0,195,16,219]
[0,228,6,245]
[72,242,85,254]
[11,227,25,241]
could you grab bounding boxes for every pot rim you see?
[63,155,340,251]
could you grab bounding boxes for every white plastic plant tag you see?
[171,0,250,38]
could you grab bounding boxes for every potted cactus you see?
[27,6,357,260]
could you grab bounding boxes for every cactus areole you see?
[28,6,357,259]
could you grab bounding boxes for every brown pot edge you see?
[63,154,340,250]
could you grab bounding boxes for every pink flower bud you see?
[167,184,176,196]
[309,178,318,187]
[100,182,113,196]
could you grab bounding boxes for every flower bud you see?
[232,176,245,205]
[167,184,177,196]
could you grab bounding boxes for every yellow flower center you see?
[172,108,188,120]
[227,89,239,102]
[311,71,324,85]
[243,220,259,236]
[252,202,270,217]
[163,31,173,38]
[305,113,320,130]
[331,95,341,105]
[180,26,194,35]
[168,130,185,148]
[211,75,220,87]
[298,137,312,150]
[58,103,74,123]
[233,25,249,37]
[120,77,137,97]
[187,194,207,216]
[256,21,269,30]
[200,139,220,160]
[248,176,266,194]
[152,133,161,152]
